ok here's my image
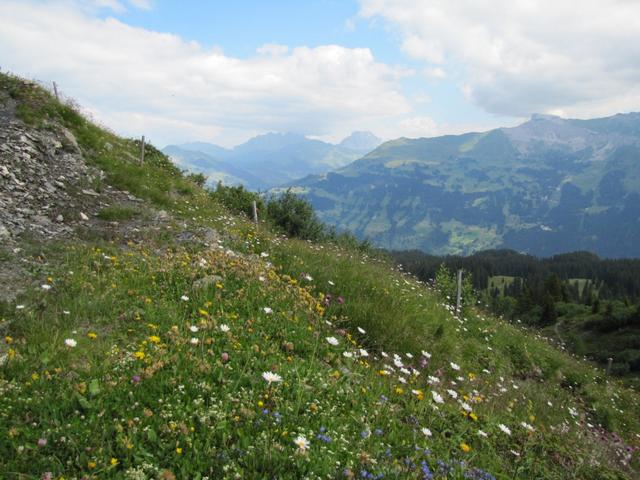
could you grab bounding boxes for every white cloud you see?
[0,1,410,147]
[360,0,640,118]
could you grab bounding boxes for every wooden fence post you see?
[606,357,613,376]
[252,200,258,225]
[53,81,59,100]
[140,135,145,164]
[456,269,463,315]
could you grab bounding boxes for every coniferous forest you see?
[392,249,640,383]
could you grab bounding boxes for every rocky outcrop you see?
[0,91,141,244]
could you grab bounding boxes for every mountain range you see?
[286,112,640,258]
[163,131,382,190]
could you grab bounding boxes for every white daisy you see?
[431,391,444,404]
[421,427,432,437]
[64,338,77,347]
[293,435,309,451]
[219,324,230,332]
[189,325,199,333]
[326,336,339,346]
[498,424,512,435]
[262,371,283,384]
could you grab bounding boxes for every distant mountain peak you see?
[339,131,382,152]
[530,113,564,122]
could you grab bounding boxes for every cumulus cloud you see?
[360,0,640,118]
[0,1,410,146]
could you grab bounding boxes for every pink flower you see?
[221,352,230,363]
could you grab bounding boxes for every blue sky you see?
[1,0,638,147]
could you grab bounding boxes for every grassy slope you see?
[1,74,639,479]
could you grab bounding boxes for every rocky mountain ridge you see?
[290,112,640,257]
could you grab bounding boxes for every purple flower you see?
[37,438,47,447]
[131,375,141,384]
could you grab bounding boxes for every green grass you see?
[1,71,639,479]
[97,206,139,221]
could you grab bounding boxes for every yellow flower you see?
[395,387,404,395]
[469,412,478,422]
[4,336,13,344]
[144,297,152,304]
[149,335,161,344]
[31,373,39,381]
[110,457,118,466]
[460,442,472,453]
[215,283,223,289]
[88,461,96,469]
[198,309,209,316]
[175,447,183,454]
[87,332,97,340]
[134,351,145,360]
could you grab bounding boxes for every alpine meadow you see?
[1,1,640,479]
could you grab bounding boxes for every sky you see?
[1,0,639,148]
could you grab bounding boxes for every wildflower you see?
[498,424,511,435]
[421,427,432,437]
[343,351,354,358]
[469,411,478,420]
[176,447,183,454]
[359,349,369,357]
[477,429,488,438]
[37,438,47,447]
[16,304,25,310]
[5,336,13,344]
[326,336,339,346]
[337,296,344,304]
[87,332,97,340]
[357,327,366,334]
[190,337,199,345]
[64,338,77,348]
[447,389,458,399]
[406,352,413,359]
[428,375,440,384]
[521,422,535,432]
[149,335,161,344]
[431,391,444,404]
[262,371,283,384]
[263,307,273,314]
[221,352,230,363]
[450,362,460,371]
[180,295,189,301]
[421,350,431,359]
[293,435,309,452]
[88,461,96,469]
[41,284,52,290]
[134,351,145,360]
[131,375,141,384]
[219,324,230,332]
[460,442,472,452]
[110,457,118,466]
[189,325,199,333]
